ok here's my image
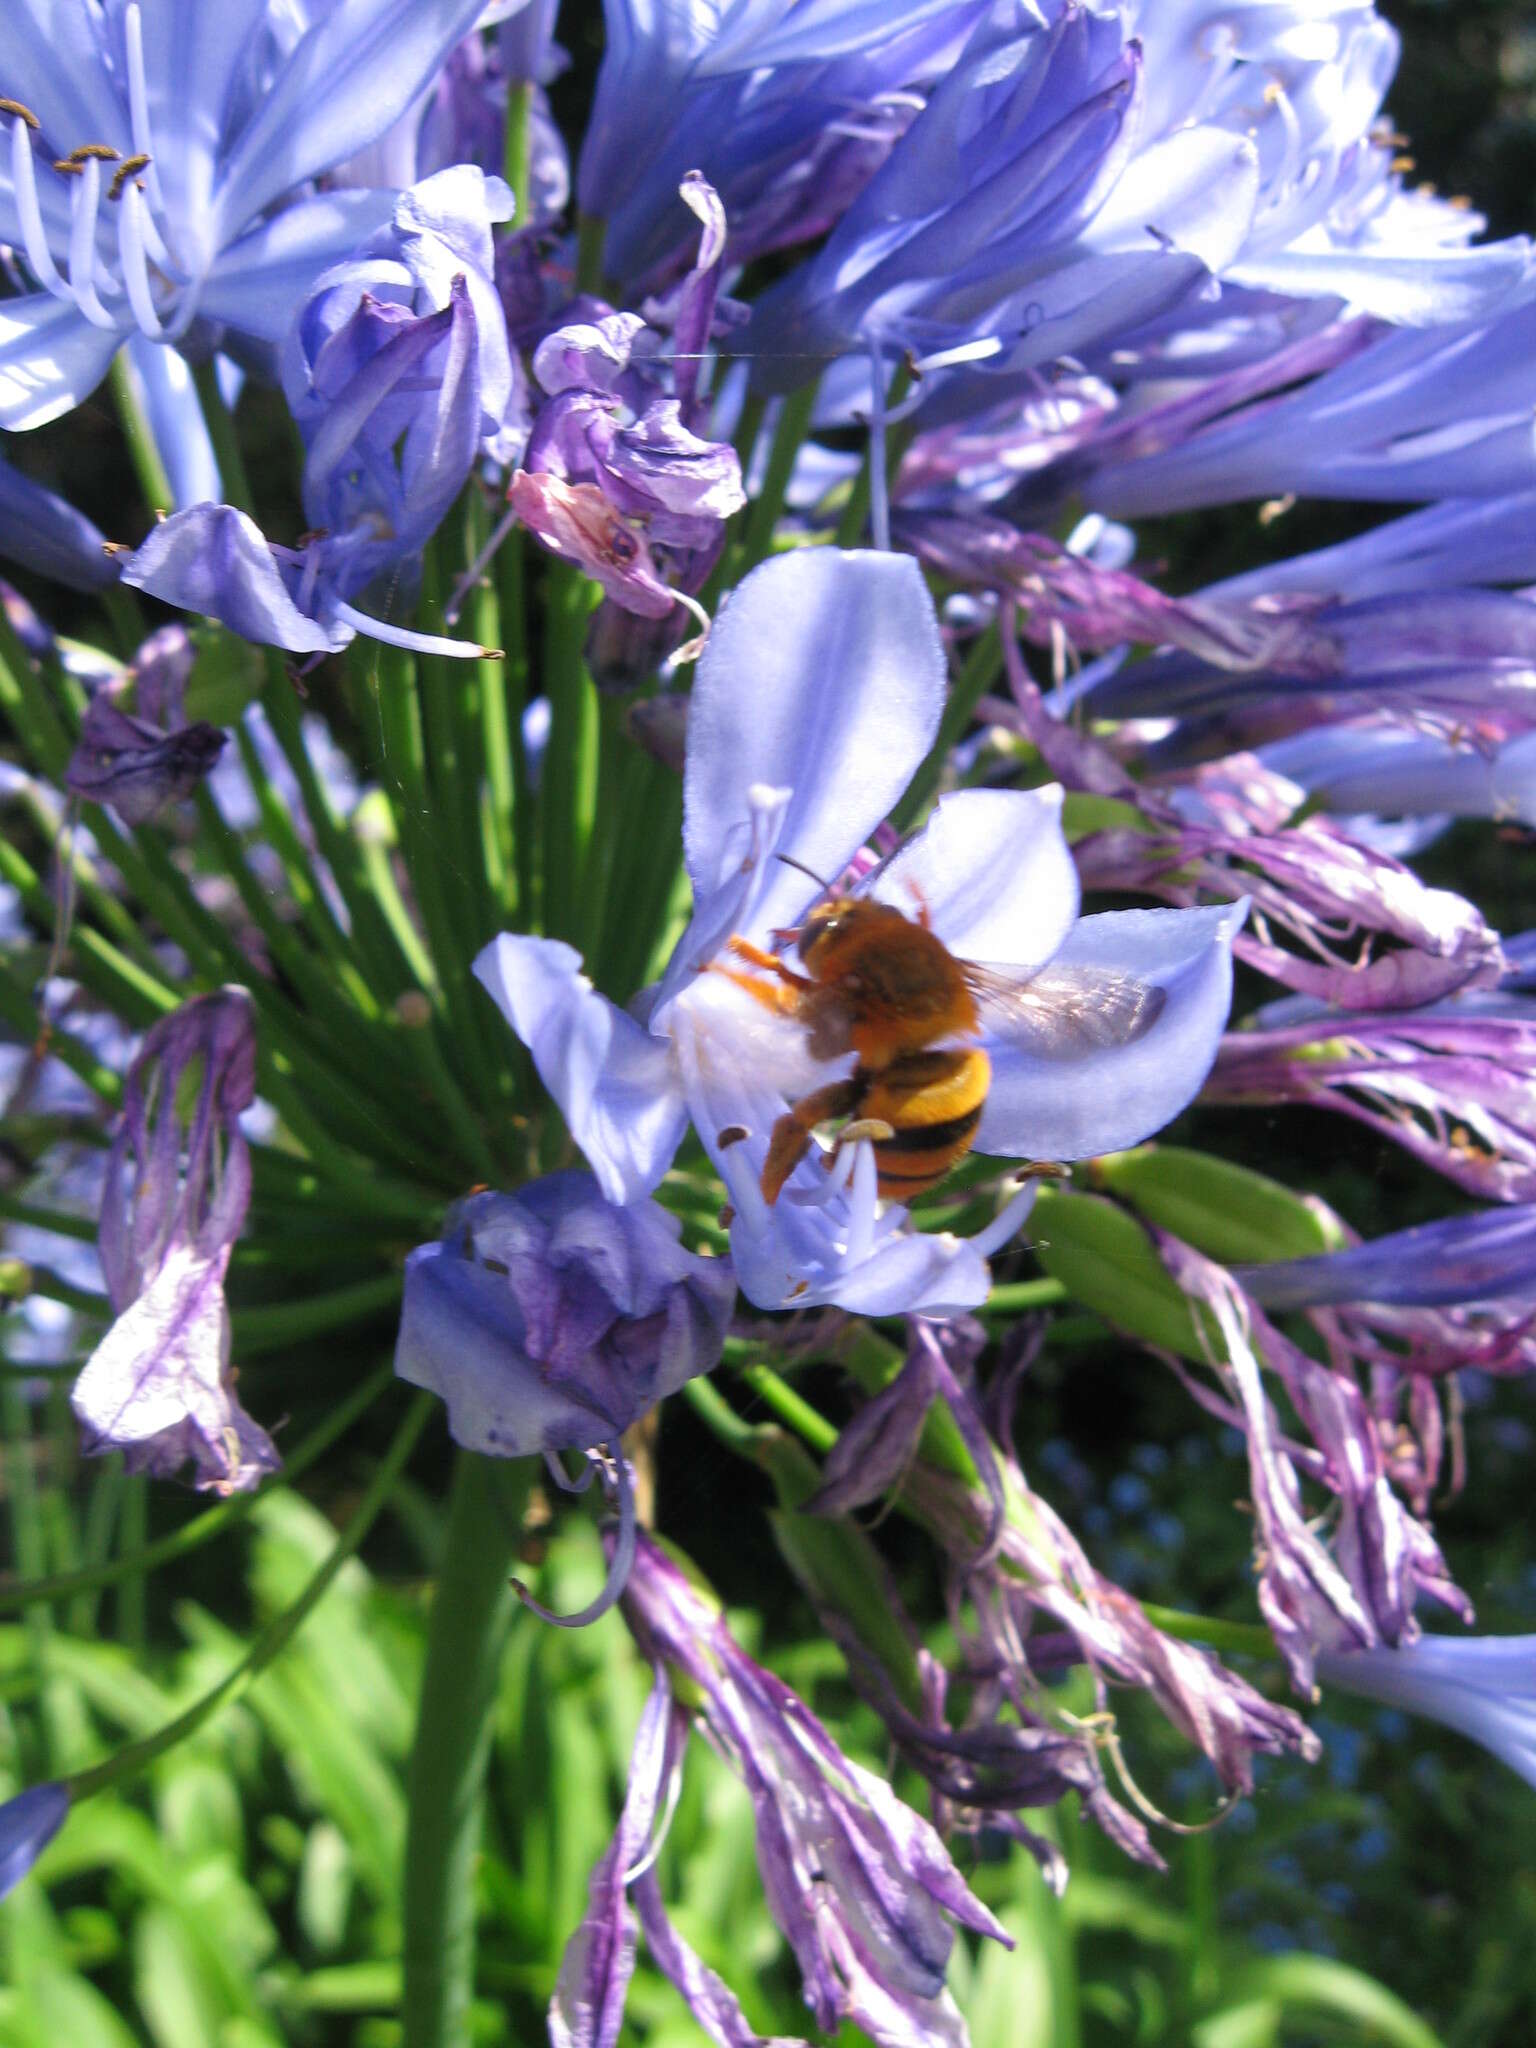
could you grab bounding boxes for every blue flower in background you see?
[476,549,1241,1315]
[0,1785,68,1902]
[1319,1635,1536,1790]
[0,0,489,430]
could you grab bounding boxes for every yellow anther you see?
[0,98,40,130]
[108,152,151,200]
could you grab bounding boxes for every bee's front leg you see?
[760,1077,863,1204]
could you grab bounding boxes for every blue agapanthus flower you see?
[476,549,1241,1315]
[0,0,488,430]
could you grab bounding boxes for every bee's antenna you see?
[774,852,835,893]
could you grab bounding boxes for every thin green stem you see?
[727,383,817,584]
[109,352,174,513]
[575,214,607,296]
[66,1393,432,1803]
[833,358,914,549]
[894,620,1003,831]
[232,1274,404,1355]
[402,1450,531,2048]
[733,1358,838,1455]
[540,564,600,946]
[192,359,254,511]
[1139,1605,1275,1657]
[983,1277,1068,1315]
[504,80,535,226]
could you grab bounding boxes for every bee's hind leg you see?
[760,1078,863,1204]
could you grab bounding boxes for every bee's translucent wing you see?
[962,960,1167,1059]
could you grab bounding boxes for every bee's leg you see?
[761,1078,863,1204]
[906,878,934,931]
[705,963,802,1016]
[724,935,816,989]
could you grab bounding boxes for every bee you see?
[718,875,1167,1204]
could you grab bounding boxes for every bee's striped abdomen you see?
[858,1049,990,1199]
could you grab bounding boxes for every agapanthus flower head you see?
[477,548,1242,1315]
[70,986,277,1494]
[0,0,490,430]
[552,1526,1010,2048]
[1318,1634,1536,1790]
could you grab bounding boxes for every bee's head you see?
[795,896,854,968]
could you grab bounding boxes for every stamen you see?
[58,144,120,166]
[122,3,167,215]
[9,117,65,294]
[0,98,40,130]
[108,153,151,202]
[331,595,502,661]
[66,157,117,328]
[117,180,165,337]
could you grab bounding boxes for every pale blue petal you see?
[684,550,945,942]
[134,0,274,239]
[1230,243,1531,329]
[0,7,130,159]
[214,0,490,239]
[0,450,117,590]
[122,336,221,507]
[696,0,988,75]
[0,294,120,432]
[874,786,1079,973]
[975,901,1245,1159]
[121,504,344,655]
[199,189,398,346]
[474,935,689,1203]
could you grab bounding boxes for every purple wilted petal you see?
[805,1338,941,1515]
[0,1784,68,1900]
[551,1670,686,2048]
[1209,992,1536,1204]
[598,1530,1009,2048]
[532,312,651,399]
[73,989,274,1495]
[1158,1240,1474,1690]
[71,1240,278,1491]
[64,689,226,825]
[1240,1206,1536,1313]
[633,1868,808,2048]
[1318,1634,1536,1788]
[669,172,728,427]
[508,472,680,617]
[394,1174,735,1458]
